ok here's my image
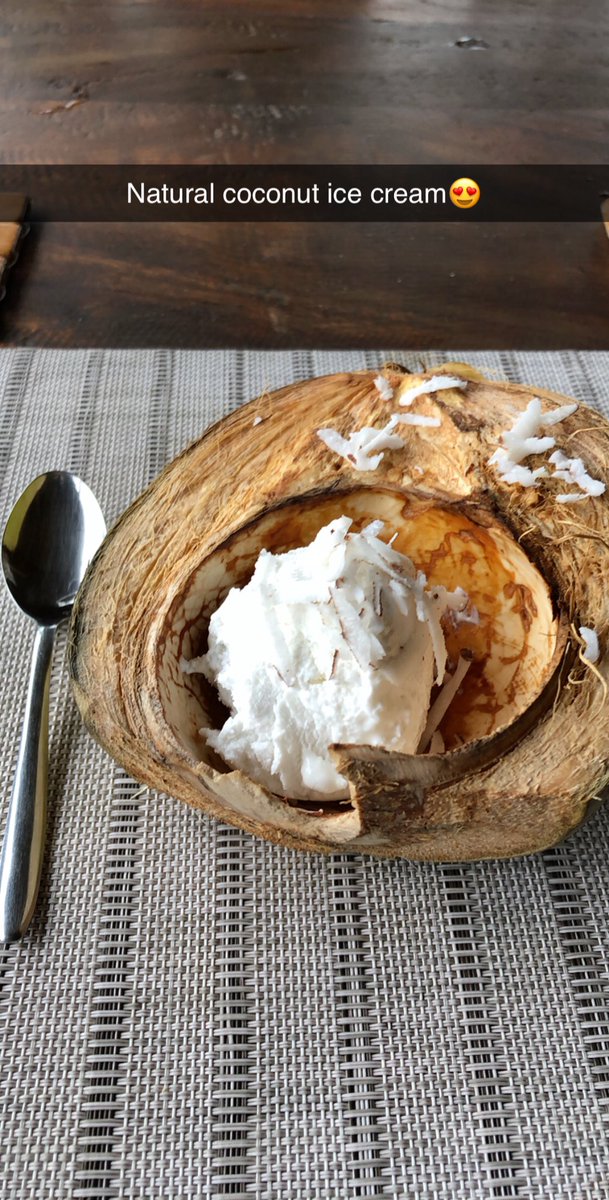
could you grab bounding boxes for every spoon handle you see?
[0,623,55,942]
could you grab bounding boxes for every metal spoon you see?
[0,472,106,942]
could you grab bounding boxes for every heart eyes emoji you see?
[449,177,480,208]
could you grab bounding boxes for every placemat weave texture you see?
[1,349,609,1200]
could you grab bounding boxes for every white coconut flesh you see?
[182,516,473,802]
[156,488,562,811]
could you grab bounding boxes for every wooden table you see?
[1,0,608,348]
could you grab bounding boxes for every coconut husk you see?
[68,363,609,860]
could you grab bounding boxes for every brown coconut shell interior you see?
[156,486,564,814]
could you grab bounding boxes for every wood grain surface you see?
[1,0,608,348]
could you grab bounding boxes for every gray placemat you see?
[1,349,609,1200]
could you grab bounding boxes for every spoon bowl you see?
[2,472,106,625]
[0,472,105,942]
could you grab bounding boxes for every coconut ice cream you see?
[185,517,470,801]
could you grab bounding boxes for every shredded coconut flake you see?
[317,422,404,471]
[541,402,579,426]
[579,626,600,663]
[419,656,472,752]
[428,730,445,755]
[489,397,580,488]
[491,458,547,487]
[373,374,394,402]
[398,374,467,408]
[318,406,444,473]
[395,413,442,428]
[363,519,385,538]
[549,449,605,501]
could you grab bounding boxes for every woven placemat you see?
[1,349,609,1200]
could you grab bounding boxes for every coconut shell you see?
[68,364,609,860]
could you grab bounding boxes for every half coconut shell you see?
[69,364,609,860]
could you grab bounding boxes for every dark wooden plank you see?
[0,0,608,347]
[2,0,608,164]
[3,220,608,349]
